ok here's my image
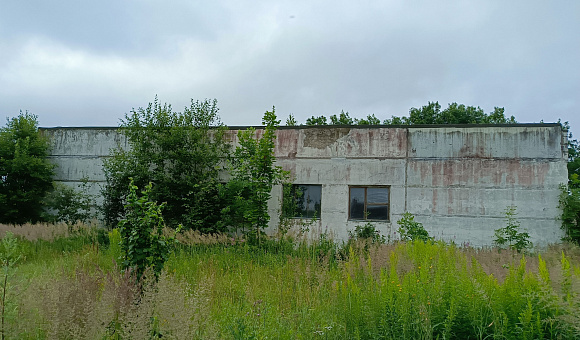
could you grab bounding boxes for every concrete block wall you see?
[42,127,129,208]
[41,124,568,246]
[405,126,567,245]
[272,124,567,245]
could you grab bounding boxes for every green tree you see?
[304,111,381,126]
[493,206,532,252]
[406,101,442,124]
[566,131,579,188]
[383,102,516,125]
[102,97,230,231]
[118,179,179,280]
[559,179,580,244]
[483,107,517,124]
[355,114,381,125]
[559,122,580,243]
[285,114,297,126]
[330,110,353,125]
[0,112,55,224]
[382,116,406,125]
[227,108,288,243]
[396,212,432,242]
[305,115,328,125]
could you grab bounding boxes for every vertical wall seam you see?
[404,127,409,211]
[562,128,569,161]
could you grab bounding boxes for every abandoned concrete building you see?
[42,123,568,246]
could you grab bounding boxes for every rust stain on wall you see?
[275,129,299,158]
[458,132,489,158]
[411,159,552,188]
[345,164,351,182]
[223,130,238,144]
[432,188,438,213]
[447,189,454,215]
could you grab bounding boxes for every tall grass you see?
[2,223,580,339]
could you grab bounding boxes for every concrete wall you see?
[41,124,568,246]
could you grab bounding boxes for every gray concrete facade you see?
[41,124,568,246]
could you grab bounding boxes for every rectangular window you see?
[284,184,322,219]
[349,186,389,221]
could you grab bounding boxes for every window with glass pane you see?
[349,186,389,220]
[288,184,322,218]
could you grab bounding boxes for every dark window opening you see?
[284,184,322,219]
[349,186,389,221]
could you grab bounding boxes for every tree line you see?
[288,101,516,126]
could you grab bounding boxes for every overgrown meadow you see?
[0,223,579,339]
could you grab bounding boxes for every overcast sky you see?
[1,0,579,138]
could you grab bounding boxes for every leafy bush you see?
[343,223,387,256]
[0,111,55,224]
[493,206,532,252]
[397,212,432,242]
[43,178,96,225]
[118,179,180,279]
[102,97,230,231]
[559,178,580,244]
[348,223,386,244]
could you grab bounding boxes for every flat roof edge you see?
[39,123,562,130]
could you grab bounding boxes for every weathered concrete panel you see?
[41,124,567,246]
[275,127,407,159]
[42,128,128,156]
[406,187,561,219]
[416,215,562,246]
[278,158,406,185]
[407,159,566,189]
[409,125,563,159]
[49,156,108,182]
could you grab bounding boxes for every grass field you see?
[1,223,579,339]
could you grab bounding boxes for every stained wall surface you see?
[41,124,568,246]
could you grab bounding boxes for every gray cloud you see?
[0,0,578,137]
[0,0,230,55]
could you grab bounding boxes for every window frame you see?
[285,184,322,219]
[348,185,390,221]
